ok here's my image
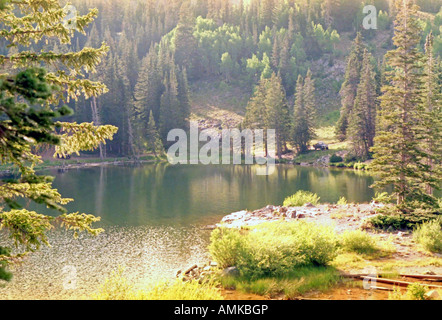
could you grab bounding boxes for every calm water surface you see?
[1,164,376,299]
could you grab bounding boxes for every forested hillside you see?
[2,0,439,157]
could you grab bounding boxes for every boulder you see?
[304,202,315,208]
[296,212,306,219]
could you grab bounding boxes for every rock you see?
[424,270,436,275]
[184,264,198,275]
[210,261,218,267]
[304,202,315,208]
[397,231,407,237]
[425,290,440,300]
[202,225,217,230]
[286,210,297,219]
[296,212,306,219]
[279,207,288,214]
[223,266,240,277]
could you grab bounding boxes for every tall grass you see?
[209,220,339,278]
[91,268,223,300]
[219,266,341,299]
[339,230,379,255]
[413,217,442,253]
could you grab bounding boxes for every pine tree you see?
[336,32,365,140]
[421,32,442,196]
[292,74,315,154]
[174,1,198,79]
[146,110,165,158]
[303,68,317,133]
[264,73,291,159]
[0,0,117,278]
[371,0,435,211]
[347,49,377,159]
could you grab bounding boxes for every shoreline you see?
[0,156,370,177]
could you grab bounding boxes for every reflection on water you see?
[41,163,377,226]
[1,164,377,299]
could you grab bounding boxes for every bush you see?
[413,217,442,253]
[344,153,358,163]
[329,154,343,163]
[339,230,378,254]
[367,214,410,230]
[283,190,321,207]
[208,228,248,269]
[372,192,392,204]
[209,221,339,278]
[337,196,348,205]
[353,162,367,170]
[389,283,428,300]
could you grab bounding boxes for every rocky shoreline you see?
[204,202,386,233]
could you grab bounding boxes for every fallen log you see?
[399,274,442,281]
[369,286,394,291]
[340,272,442,281]
[361,276,442,289]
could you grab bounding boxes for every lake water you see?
[0,163,377,299]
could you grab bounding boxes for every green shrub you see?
[389,283,428,300]
[208,227,248,269]
[339,230,379,254]
[283,190,321,207]
[336,163,346,168]
[344,153,357,163]
[329,154,343,163]
[337,196,348,205]
[219,266,341,298]
[372,192,392,204]
[367,214,409,230]
[353,162,367,170]
[210,221,339,278]
[413,217,442,253]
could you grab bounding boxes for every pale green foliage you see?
[339,230,378,254]
[283,190,321,207]
[144,279,223,300]
[91,267,223,300]
[208,228,246,269]
[90,267,136,300]
[337,196,348,205]
[0,0,116,272]
[209,221,339,278]
[389,283,429,300]
[54,121,118,158]
[413,218,442,253]
[372,192,393,204]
